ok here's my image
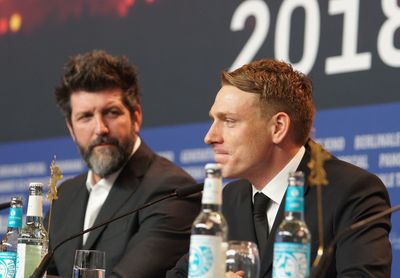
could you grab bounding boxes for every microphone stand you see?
[30,192,177,278]
[310,204,400,278]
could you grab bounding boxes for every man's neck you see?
[251,144,303,190]
[88,168,122,187]
[92,173,102,185]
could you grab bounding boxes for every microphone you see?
[175,183,203,198]
[30,183,204,278]
[310,204,400,278]
[0,202,10,211]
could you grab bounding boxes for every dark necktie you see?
[253,192,270,255]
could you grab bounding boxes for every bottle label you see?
[0,251,17,278]
[8,208,23,228]
[272,242,310,278]
[26,196,43,217]
[202,177,222,205]
[188,235,226,278]
[15,244,42,278]
[285,186,304,212]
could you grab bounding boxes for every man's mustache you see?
[88,136,120,152]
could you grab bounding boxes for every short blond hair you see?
[222,59,315,145]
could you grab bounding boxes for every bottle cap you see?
[29,182,43,188]
[28,182,44,195]
[288,171,305,186]
[10,196,22,206]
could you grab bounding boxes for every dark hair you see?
[221,59,315,145]
[55,50,140,122]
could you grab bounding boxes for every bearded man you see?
[47,50,200,278]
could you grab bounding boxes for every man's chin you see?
[89,155,123,178]
[93,144,116,153]
[218,165,231,179]
[219,165,242,180]
[214,155,231,168]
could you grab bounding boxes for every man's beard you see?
[78,135,134,178]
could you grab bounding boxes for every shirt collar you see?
[252,146,305,205]
[86,137,142,191]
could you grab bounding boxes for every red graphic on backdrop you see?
[0,0,155,36]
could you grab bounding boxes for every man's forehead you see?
[209,87,261,117]
[215,86,259,106]
[70,90,126,112]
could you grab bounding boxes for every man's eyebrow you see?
[74,110,93,117]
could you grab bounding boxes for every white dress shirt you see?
[252,146,305,233]
[82,137,141,244]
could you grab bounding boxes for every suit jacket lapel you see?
[83,142,154,249]
[259,194,285,277]
[297,144,312,195]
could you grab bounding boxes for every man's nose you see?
[204,122,221,145]
[95,116,109,135]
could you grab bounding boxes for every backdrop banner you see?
[0,0,399,276]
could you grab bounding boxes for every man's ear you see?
[66,120,76,142]
[271,112,290,144]
[133,105,143,133]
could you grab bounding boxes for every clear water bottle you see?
[273,171,311,278]
[16,183,48,278]
[188,163,228,278]
[0,196,23,278]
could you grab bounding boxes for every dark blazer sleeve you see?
[110,189,200,277]
[330,168,391,277]
[166,253,189,278]
[306,156,392,278]
[108,158,201,278]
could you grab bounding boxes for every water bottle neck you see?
[201,204,222,212]
[284,211,304,221]
[5,229,20,238]
[201,176,223,206]
[284,184,305,220]
[7,207,23,229]
[25,216,44,226]
[26,195,43,218]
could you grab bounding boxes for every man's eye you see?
[77,114,92,121]
[224,119,236,126]
[108,110,122,116]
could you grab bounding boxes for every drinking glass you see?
[226,241,260,278]
[72,250,106,278]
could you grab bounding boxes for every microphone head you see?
[0,202,11,211]
[175,183,203,198]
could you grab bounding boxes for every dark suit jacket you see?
[46,142,201,278]
[167,144,392,277]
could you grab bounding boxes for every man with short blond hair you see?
[168,59,391,278]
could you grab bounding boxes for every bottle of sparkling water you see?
[0,196,23,278]
[273,171,311,278]
[16,183,48,278]
[188,163,228,278]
